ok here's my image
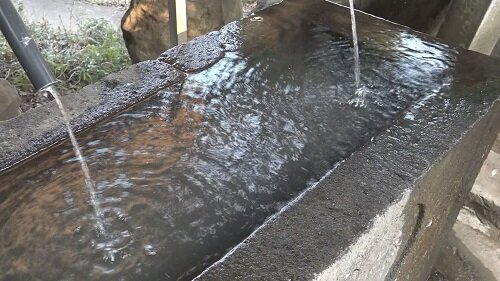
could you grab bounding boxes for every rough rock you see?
[121,0,242,63]
[0,79,20,121]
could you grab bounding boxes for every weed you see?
[0,17,130,94]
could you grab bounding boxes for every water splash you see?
[45,86,106,235]
[348,0,360,87]
[347,0,366,107]
[349,85,369,107]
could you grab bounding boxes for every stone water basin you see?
[0,0,499,280]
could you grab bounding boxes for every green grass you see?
[0,18,130,93]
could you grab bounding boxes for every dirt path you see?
[20,0,125,29]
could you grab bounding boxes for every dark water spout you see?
[0,0,56,91]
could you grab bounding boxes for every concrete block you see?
[436,0,500,56]
[450,220,500,280]
[432,208,500,281]
[437,0,492,49]
[428,142,500,281]
[467,150,500,229]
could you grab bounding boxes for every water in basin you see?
[0,1,459,280]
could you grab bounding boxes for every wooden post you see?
[175,0,188,44]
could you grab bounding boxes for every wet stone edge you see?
[158,21,243,73]
[0,60,186,171]
[196,90,500,281]
[0,17,243,171]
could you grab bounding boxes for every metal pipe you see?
[0,0,56,92]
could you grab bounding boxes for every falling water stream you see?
[348,0,367,107]
[46,86,106,235]
[348,0,360,87]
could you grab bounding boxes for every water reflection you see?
[0,4,458,281]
